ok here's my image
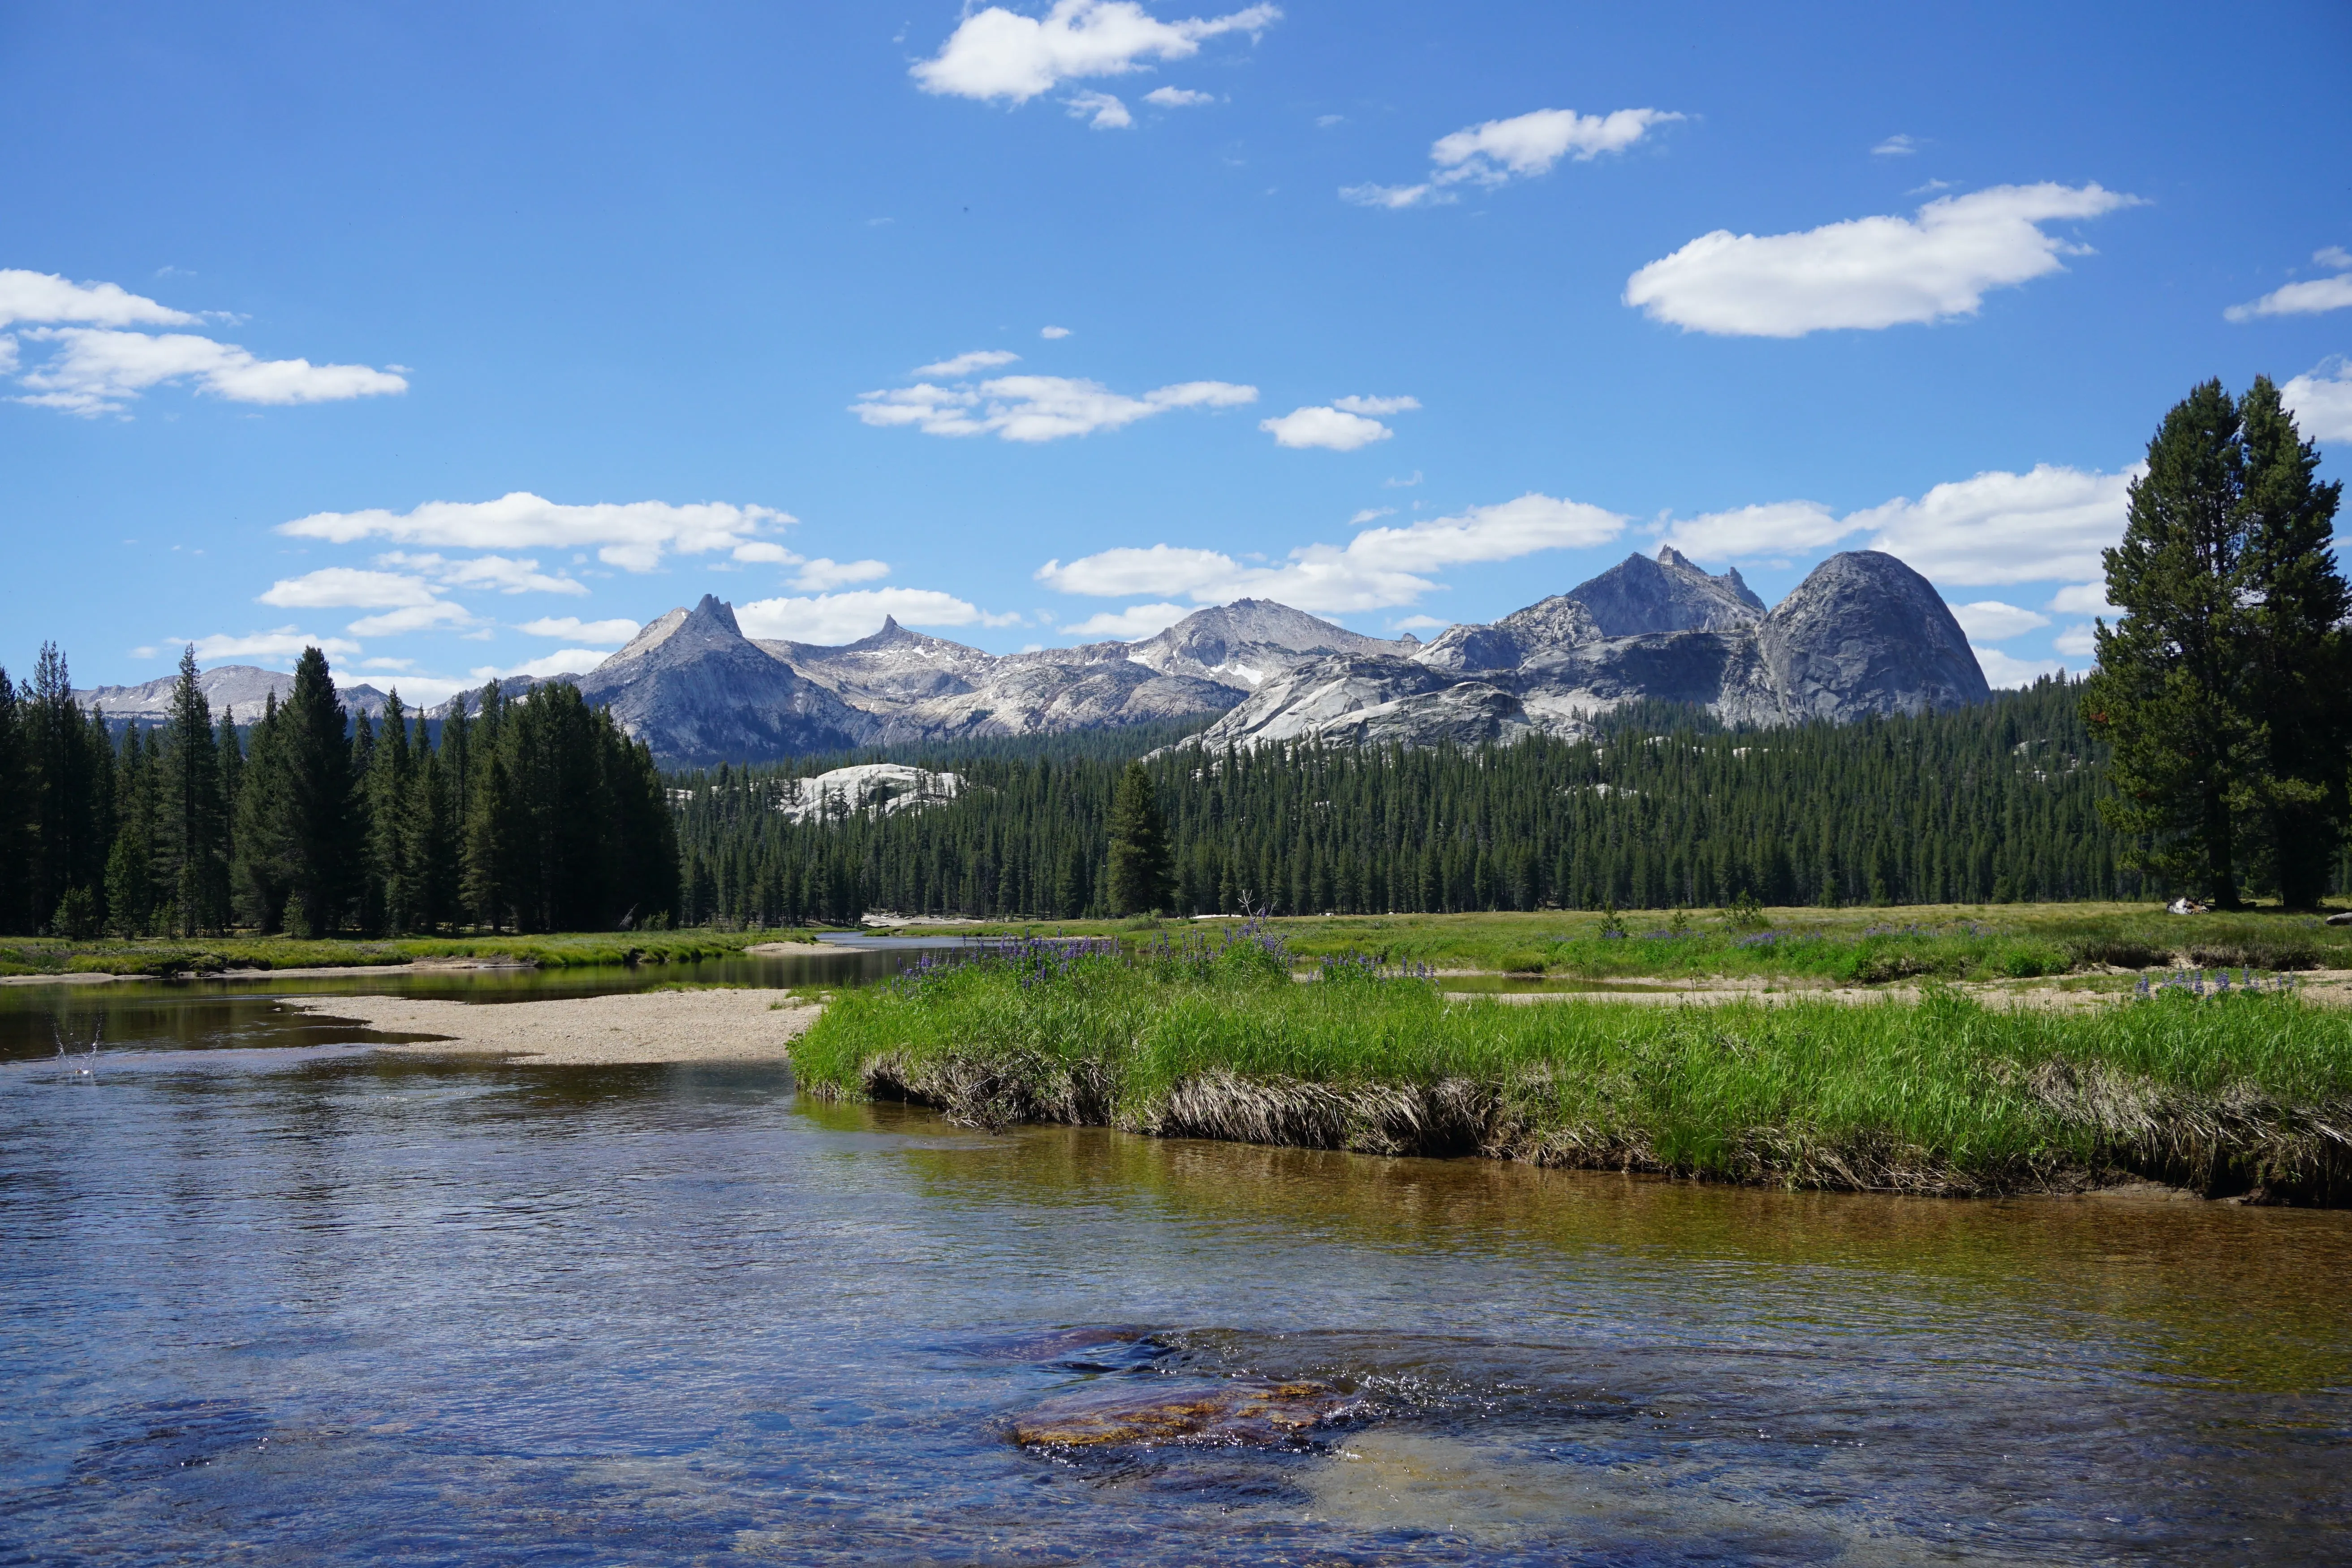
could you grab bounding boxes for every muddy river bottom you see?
[2,976,2348,1564]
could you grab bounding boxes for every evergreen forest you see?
[0,645,676,938]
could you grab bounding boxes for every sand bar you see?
[288,988,822,1066]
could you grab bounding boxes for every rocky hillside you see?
[76,664,390,725]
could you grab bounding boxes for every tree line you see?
[666,677,2193,925]
[0,646,677,938]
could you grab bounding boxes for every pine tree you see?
[279,647,355,936]
[25,645,112,935]
[105,727,158,936]
[2084,380,2264,905]
[2236,376,2350,906]
[1106,760,1173,915]
[157,646,230,935]
[233,692,293,930]
[0,669,26,934]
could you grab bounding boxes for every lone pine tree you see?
[2083,377,2348,907]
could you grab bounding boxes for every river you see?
[3,954,2348,1564]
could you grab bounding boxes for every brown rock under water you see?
[1010,1377,1361,1448]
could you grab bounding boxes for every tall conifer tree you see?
[1106,760,1173,915]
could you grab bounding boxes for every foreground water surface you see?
[3,960,2348,1565]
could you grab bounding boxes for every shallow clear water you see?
[3,967,2348,1565]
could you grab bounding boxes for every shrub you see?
[1499,952,1548,975]
[2190,939,2324,972]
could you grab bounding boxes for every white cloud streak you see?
[792,557,892,590]
[190,627,361,663]
[1065,90,1133,128]
[914,349,1021,377]
[278,493,792,573]
[737,588,1019,645]
[1950,601,2051,641]
[913,0,1279,103]
[14,326,406,415]
[1624,182,2139,336]
[518,616,642,642]
[1345,106,1680,208]
[1143,86,1214,107]
[1260,405,1391,450]
[1060,602,1193,638]
[2225,272,2352,322]
[1040,324,1073,339]
[851,374,1255,442]
[0,269,199,328]
[376,551,589,595]
[1038,492,1625,613]
[259,568,443,609]
[1871,134,1917,157]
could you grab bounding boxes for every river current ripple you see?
[3,968,2348,1564]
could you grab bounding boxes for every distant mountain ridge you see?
[80,549,1990,761]
[75,665,391,725]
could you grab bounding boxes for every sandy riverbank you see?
[289,988,823,1066]
[0,957,540,988]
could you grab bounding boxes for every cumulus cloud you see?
[1143,86,1214,107]
[2282,357,2352,442]
[1060,602,1193,638]
[258,567,442,609]
[1973,646,2067,688]
[1065,90,1132,128]
[0,269,200,329]
[912,0,1279,103]
[277,493,791,573]
[792,557,892,590]
[852,373,1255,442]
[1037,492,1625,613]
[2046,583,2121,617]
[345,601,478,637]
[914,349,1021,377]
[1040,324,1073,339]
[472,650,611,682]
[1656,500,1846,561]
[2226,251,2352,320]
[1871,134,1917,157]
[1852,464,2135,585]
[1950,601,2051,641]
[14,326,406,416]
[1332,394,1420,415]
[189,627,360,663]
[1624,182,2139,336]
[518,616,641,642]
[1261,405,1392,450]
[737,588,1019,645]
[1658,465,2135,588]
[1345,106,1680,208]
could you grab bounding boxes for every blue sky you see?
[5,0,2349,704]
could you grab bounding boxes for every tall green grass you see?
[793,953,2352,1202]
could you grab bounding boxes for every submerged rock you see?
[1010,1377,1361,1448]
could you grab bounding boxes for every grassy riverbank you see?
[0,927,818,978]
[792,931,2352,1204]
[882,902,2352,983]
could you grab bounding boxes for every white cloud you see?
[1852,463,2135,585]
[1349,507,1395,525]
[1950,601,2051,641]
[1347,106,1679,208]
[1657,500,1845,561]
[277,493,791,573]
[374,551,588,595]
[1623,182,2139,336]
[1037,492,1624,613]
[0,269,199,328]
[1332,394,1420,415]
[1261,405,1392,450]
[189,627,361,663]
[914,349,1022,377]
[1065,90,1132,128]
[518,616,641,642]
[912,0,1279,103]
[732,541,798,564]
[851,374,1255,442]
[472,650,610,682]
[1040,325,1073,339]
[0,337,15,376]
[258,567,441,609]
[737,588,1018,644]
[2225,273,2352,322]
[1871,134,1917,157]
[345,601,477,637]
[1060,602,1193,638]
[1340,182,1441,210]
[792,557,892,590]
[1973,646,2067,688]
[1144,86,1214,107]
[1391,614,1449,632]
[2046,583,2120,617]
[1430,107,1681,185]
[2282,357,2352,442]
[14,326,406,415]
[2053,624,2101,658]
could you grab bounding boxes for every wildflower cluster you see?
[2134,968,2300,1000]
[1317,951,1438,986]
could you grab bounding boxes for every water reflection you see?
[0,978,2347,1564]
